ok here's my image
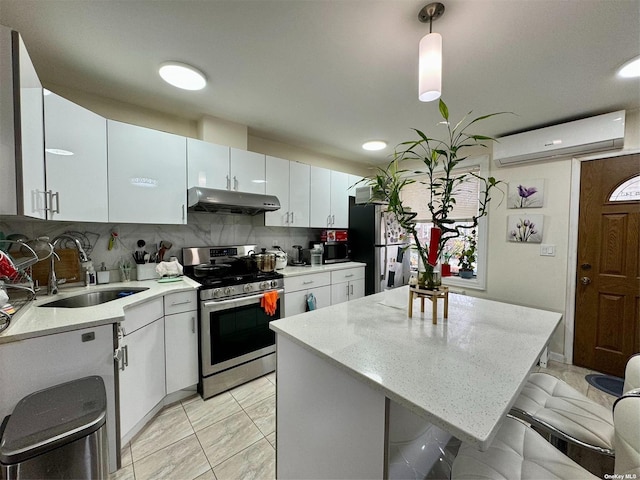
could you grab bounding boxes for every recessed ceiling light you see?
[159,62,207,90]
[617,55,640,78]
[362,140,387,151]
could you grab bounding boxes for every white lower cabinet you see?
[330,267,366,305]
[284,272,332,317]
[118,299,166,439]
[164,291,198,394]
[0,324,118,473]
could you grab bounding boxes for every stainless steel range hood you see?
[187,187,281,216]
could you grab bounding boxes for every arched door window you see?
[609,175,640,202]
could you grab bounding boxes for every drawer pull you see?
[345,274,354,278]
[170,300,192,306]
[302,280,314,285]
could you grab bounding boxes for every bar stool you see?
[508,354,640,459]
[451,393,640,480]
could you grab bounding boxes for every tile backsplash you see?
[1,213,321,273]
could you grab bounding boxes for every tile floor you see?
[111,372,276,480]
[109,361,616,480]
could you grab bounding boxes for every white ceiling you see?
[1,0,639,165]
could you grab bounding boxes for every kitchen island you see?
[270,286,562,479]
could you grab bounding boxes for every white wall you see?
[472,108,639,357]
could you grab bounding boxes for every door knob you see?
[580,276,591,285]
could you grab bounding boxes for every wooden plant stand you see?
[408,286,449,324]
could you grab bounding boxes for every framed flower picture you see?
[508,179,544,208]
[507,214,544,243]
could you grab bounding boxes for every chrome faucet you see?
[48,235,89,295]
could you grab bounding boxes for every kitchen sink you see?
[38,287,149,308]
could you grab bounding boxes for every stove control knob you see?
[213,288,222,298]
[224,287,234,296]
[270,280,279,288]
[259,281,269,290]
[244,284,254,293]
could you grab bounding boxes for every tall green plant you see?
[367,99,506,271]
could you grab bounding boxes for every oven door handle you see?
[202,289,284,310]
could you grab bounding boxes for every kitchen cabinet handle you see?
[191,316,196,333]
[114,348,124,371]
[350,284,354,295]
[302,280,314,285]
[332,214,335,225]
[44,190,60,214]
[290,211,294,224]
[345,274,354,278]
[327,215,331,227]
[226,175,231,190]
[234,176,238,191]
[123,345,129,368]
[182,204,185,221]
[346,285,349,295]
[170,300,192,306]
[52,191,60,214]
[285,211,289,224]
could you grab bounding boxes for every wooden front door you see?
[574,153,640,378]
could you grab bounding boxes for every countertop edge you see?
[0,277,201,344]
[279,262,366,278]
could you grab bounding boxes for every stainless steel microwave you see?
[320,241,350,264]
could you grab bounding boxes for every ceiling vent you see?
[493,110,625,167]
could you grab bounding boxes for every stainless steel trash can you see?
[0,376,108,479]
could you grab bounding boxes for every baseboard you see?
[548,352,565,364]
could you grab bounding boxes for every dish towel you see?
[155,260,184,277]
[306,293,317,311]
[261,290,279,316]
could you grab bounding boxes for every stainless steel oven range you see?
[182,245,284,399]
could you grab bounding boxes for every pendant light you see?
[418,2,445,102]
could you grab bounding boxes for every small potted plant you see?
[440,245,457,277]
[457,232,477,279]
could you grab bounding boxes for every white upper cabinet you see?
[310,166,331,228]
[330,170,349,228]
[310,167,349,228]
[108,120,187,224]
[44,93,108,222]
[265,156,310,227]
[265,155,290,226]
[186,138,230,190]
[0,28,46,218]
[230,148,266,194]
[289,161,310,227]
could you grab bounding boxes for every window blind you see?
[400,167,480,221]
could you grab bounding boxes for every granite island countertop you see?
[269,286,562,450]
[0,277,200,344]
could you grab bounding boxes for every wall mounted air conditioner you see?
[493,110,625,167]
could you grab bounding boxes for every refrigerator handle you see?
[383,246,388,280]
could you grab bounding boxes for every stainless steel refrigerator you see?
[348,197,411,295]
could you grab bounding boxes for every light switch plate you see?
[540,244,556,256]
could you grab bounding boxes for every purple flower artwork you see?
[508,179,544,208]
[507,214,543,243]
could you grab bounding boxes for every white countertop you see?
[278,261,365,277]
[0,277,200,344]
[269,286,562,450]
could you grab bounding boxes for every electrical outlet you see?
[540,244,556,256]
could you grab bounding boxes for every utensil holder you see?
[136,264,159,281]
